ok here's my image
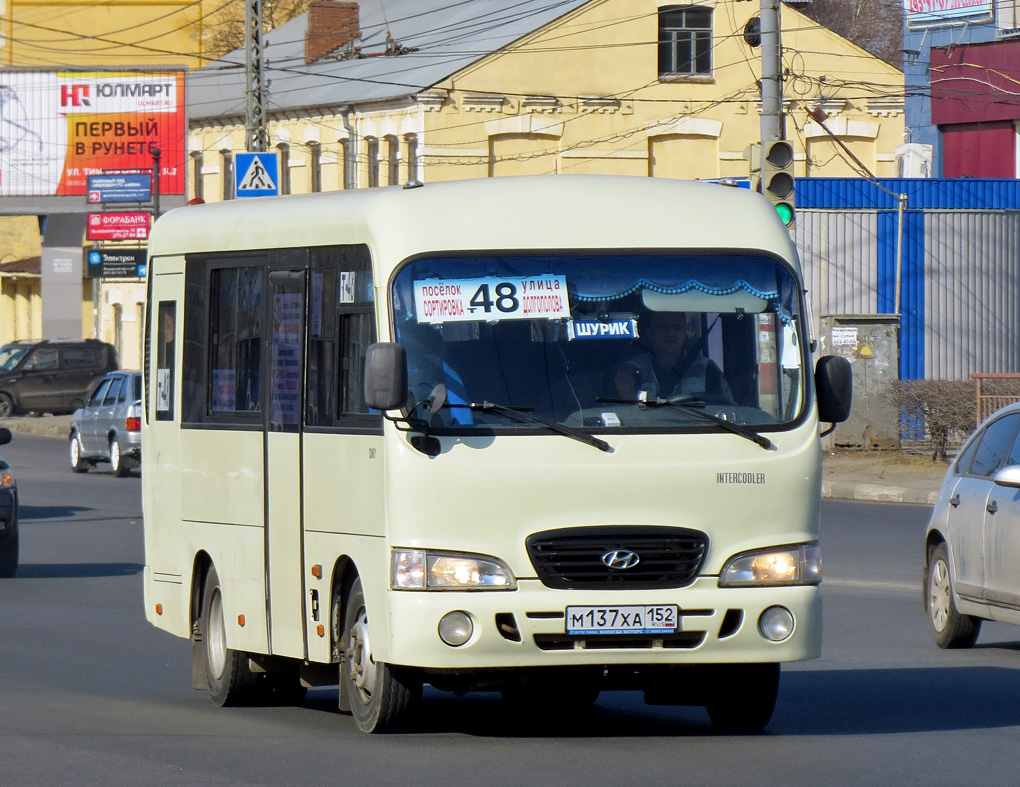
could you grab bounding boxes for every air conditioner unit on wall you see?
[895,143,934,178]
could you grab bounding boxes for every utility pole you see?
[245,0,268,152]
[759,0,783,146]
[758,0,795,226]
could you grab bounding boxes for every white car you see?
[69,371,142,477]
[924,401,1020,648]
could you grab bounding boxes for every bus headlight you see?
[392,549,517,590]
[718,543,821,587]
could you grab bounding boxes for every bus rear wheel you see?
[200,565,261,706]
[340,578,420,733]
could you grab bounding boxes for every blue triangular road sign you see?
[235,152,279,197]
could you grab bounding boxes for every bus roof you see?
[147,175,801,276]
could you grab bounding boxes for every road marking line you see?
[823,578,918,593]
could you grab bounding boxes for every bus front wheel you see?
[340,578,420,733]
[200,565,261,706]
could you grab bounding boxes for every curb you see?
[0,417,71,440]
[822,480,939,505]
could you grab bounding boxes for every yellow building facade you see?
[0,0,214,68]
[188,1,904,202]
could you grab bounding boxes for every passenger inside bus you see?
[612,310,734,404]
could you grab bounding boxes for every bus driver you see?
[613,310,734,404]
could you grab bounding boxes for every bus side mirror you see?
[364,342,408,411]
[815,355,852,424]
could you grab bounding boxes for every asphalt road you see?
[2,434,1020,786]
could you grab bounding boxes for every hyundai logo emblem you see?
[602,550,640,570]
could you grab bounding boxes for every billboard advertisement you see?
[905,0,993,24]
[0,69,185,197]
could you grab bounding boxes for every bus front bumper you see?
[381,577,822,670]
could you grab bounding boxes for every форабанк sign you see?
[86,211,151,241]
[0,69,185,197]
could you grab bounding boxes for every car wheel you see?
[0,394,14,419]
[69,433,90,473]
[109,438,130,477]
[705,663,780,733]
[0,530,17,578]
[926,542,981,649]
[341,577,420,732]
[200,565,262,706]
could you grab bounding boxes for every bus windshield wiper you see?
[466,401,611,453]
[597,396,773,450]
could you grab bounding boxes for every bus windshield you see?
[391,252,807,432]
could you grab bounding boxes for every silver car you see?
[69,371,142,477]
[924,401,1020,648]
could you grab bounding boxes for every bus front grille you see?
[525,526,708,590]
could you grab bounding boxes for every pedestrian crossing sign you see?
[235,152,279,197]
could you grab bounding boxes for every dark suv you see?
[0,339,119,417]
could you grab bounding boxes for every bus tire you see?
[331,582,352,713]
[926,542,981,649]
[200,565,260,707]
[341,578,420,733]
[705,663,780,733]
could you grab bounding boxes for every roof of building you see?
[0,256,41,276]
[188,0,592,122]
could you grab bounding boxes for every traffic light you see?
[761,140,795,226]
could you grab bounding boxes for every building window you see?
[340,139,353,189]
[113,303,124,361]
[309,141,322,192]
[220,149,234,200]
[386,135,400,185]
[405,134,419,183]
[190,151,204,202]
[658,6,712,77]
[276,142,291,194]
[366,137,380,187]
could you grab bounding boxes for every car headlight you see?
[392,549,517,590]
[719,543,821,587]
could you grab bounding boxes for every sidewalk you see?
[821,449,947,505]
[0,414,949,505]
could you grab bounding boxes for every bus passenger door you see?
[265,270,307,658]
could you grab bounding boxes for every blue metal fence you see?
[796,178,1020,382]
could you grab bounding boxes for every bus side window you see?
[208,265,264,414]
[306,264,338,427]
[156,302,176,420]
[337,249,376,419]
[339,310,375,415]
[306,244,377,427]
